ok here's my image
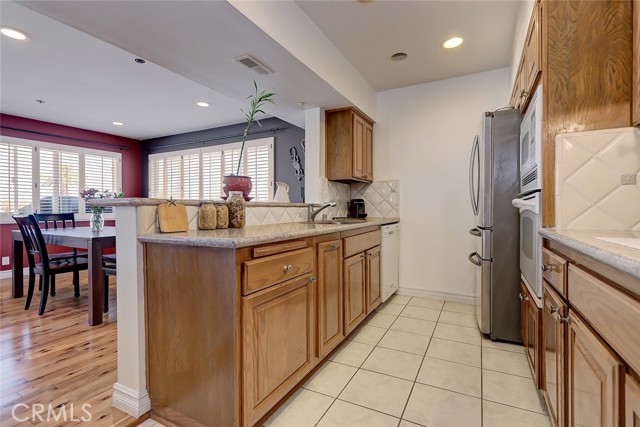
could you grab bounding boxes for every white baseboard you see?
[112,383,151,418]
[396,286,478,305]
[0,267,29,280]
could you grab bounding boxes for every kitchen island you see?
[139,216,399,427]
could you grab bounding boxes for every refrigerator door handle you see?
[468,251,482,266]
[469,227,482,237]
[469,135,480,216]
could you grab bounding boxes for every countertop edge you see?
[138,218,400,248]
[539,228,640,281]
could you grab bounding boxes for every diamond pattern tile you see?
[350,180,399,218]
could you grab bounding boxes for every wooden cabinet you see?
[316,239,344,359]
[242,274,316,427]
[520,281,541,387]
[510,1,541,112]
[326,108,374,183]
[633,0,639,127]
[344,252,367,335]
[626,374,640,427]
[366,245,381,313]
[567,310,622,427]
[543,282,567,427]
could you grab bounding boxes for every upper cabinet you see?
[633,0,639,127]
[511,1,542,113]
[326,108,374,183]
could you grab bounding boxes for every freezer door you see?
[469,251,491,334]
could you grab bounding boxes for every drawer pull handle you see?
[541,264,554,272]
[283,265,293,272]
[547,305,558,315]
[519,293,529,302]
[330,243,338,250]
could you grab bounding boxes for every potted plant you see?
[81,188,124,231]
[223,81,276,199]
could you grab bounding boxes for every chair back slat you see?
[13,215,50,265]
[34,213,76,230]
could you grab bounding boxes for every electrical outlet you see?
[1,256,9,266]
[621,174,637,185]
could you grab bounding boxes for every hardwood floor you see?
[0,271,141,426]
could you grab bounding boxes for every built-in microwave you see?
[519,87,543,194]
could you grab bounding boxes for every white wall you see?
[509,0,536,89]
[375,68,511,301]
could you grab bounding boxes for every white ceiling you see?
[1,1,521,140]
[297,0,521,91]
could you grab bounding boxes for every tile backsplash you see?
[320,178,350,218]
[555,127,640,230]
[351,180,400,218]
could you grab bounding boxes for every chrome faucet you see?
[308,202,337,221]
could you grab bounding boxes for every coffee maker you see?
[348,199,366,218]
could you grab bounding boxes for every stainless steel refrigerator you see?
[468,108,522,343]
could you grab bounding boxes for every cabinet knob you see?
[330,243,338,250]
[547,304,558,315]
[558,315,571,325]
[541,264,554,272]
[283,264,293,272]
[309,276,318,283]
[520,90,528,98]
[519,293,529,302]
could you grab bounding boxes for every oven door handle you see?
[511,197,539,214]
[468,252,482,266]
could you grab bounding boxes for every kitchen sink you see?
[308,218,368,225]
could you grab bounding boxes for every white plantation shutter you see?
[38,147,80,214]
[0,141,34,216]
[147,137,274,201]
[84,152,120,213]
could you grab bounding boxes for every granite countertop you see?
[539,228,640,281]
[89,197,310,208]
[138,217,400,248]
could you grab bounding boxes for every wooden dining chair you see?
[13,214,89,315]
[34,213,87,297]
[102,254,117,313]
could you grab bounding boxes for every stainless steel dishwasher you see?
[380,223,400,302]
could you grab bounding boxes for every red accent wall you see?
[0,114,142,271]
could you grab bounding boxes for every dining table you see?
[11,226,117,326]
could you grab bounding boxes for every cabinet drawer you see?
[542,248,567,297]
[343,230,381,258]
[568,264,640,374]
[243,248,313,295]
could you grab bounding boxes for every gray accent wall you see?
[141,117,306,202]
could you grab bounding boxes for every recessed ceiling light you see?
[443,37,464,49]
[197,101,210,107]
[112,121,124,126]
[356,0,374,3]
[390,52,408,61]
[134,58,146,64]
[1,27,28,40]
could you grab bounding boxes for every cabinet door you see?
[317,240,344,358]
[568,310,622,427]
[242,275,315,427]
[364,122,373,181]
[352,113,366,180]
[344,253,367,335]
[366,245,381,313]
[543,282,567,427]
[525,2,541,97]
[633,1,639,126]
[520,282,541,387]
[626,374,640,427]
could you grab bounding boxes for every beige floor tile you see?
[264,388,334,427]
[302,361,358,397]
[482,336,525,353]
[399,305,441,322]
[407,297,445,310]
[416,356,481,398]
[386,294,411,305]
[390,317,436,337]
[438,311,477,328]
[433,323,481,346]
[482,346,532,378]
[483,401,552,427]
[338,370,413,417]
[403,383,481,427]
[329,340,375,367]
[377,302,405,315]
[426,338,481,367]
[350,325,387,345]
[137,421,159,427]
[442,301,475,314]
[483,370,548,414]
[366,312,398,329]
[317,400,399,427]
[377,329,431,355]
[399,421,424,427]
[361,347,423,381]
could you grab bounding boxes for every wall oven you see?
[519,87,543,194]
[512,191,542,306]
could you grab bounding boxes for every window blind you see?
[84,153,120,213]
[38,148,80,214]
[0,141,33,216]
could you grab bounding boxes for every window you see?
[0,136,122,222]
[149,137,274,201]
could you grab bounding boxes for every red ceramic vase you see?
[223,175,252,199]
